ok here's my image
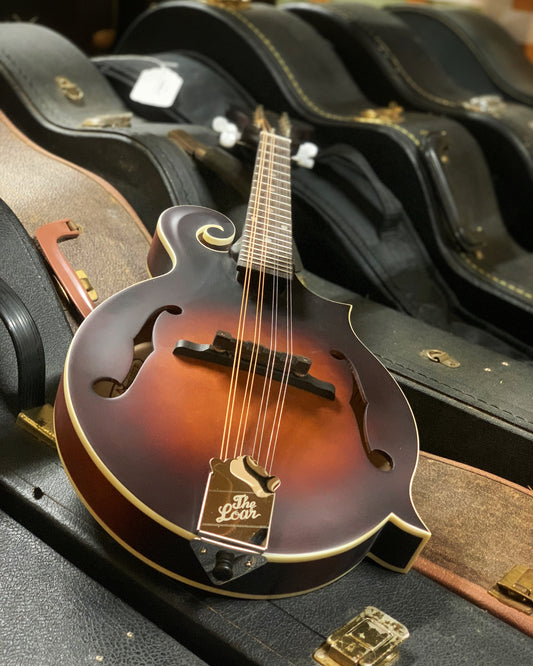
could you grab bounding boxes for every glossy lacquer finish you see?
[55,205,429,597]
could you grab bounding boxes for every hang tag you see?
[130,67,183,108]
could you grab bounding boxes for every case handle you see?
[0,277,45,411]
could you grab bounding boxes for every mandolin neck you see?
[237,129,293,280]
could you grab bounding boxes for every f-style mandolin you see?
[54,109,430,598]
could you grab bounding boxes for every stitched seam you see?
[375,352,533,427]
[333,7,462,109]
[460,253,533,300]
[409,10,528,102]
[226,8,421,146]
[150,133,197,203]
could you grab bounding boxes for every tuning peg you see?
[292,142,318,169]
[212,116,242,148]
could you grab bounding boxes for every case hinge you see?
[489,565,533,614]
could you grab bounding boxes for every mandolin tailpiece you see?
[191,455,279,584]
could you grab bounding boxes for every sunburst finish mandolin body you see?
[54,121,429,598]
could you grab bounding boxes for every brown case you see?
[0,110,151,324]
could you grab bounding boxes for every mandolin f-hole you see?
[92,305,182,398]
[330,349,394,472]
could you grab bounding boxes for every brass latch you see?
[81,113,133,128]
[16,403,56,448]
[314,607,409,666]
[422,349,460,368]
[55,76,84,103]
[489,566,533,615]
[355,102,404,125]
[463,94,506,116]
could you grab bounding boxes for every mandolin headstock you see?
[252,104,290,138]
[212,105,317,170]
[222,104,314,151]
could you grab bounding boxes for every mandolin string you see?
[265,291,293,472]
[258,130,295,473]
[236,128,278,463]
[257,131,291,471]
[250,130,281,467]
[264,136,294,473]
[251,273,279,464]
[234,131,270,458]
[219,127,267,460]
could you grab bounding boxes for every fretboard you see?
[238,130,293,279]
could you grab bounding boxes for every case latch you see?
[463,95,506,116]
[17,403,56,448]
[314,607,409,666]
[489,565,533,614]
[81,113,132,128]
[355,102,404,125]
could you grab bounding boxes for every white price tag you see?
[129,66,183,108]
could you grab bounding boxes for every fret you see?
[241,231,292,242]
[241,250,292,262]
[248,187,291,207]
[243,260,293,273]
[248,200,291,211]
[240,232,292,246]
[242,249,292,260]
[242,223,292,241]
[245,212,291,224]
[241,231,292,244]
[250,152,291,164]
[240,246,293,259]
[250,154,290,164]
[247,195,291,208]
[243,241,292,253]
[249,181,291,197]
[239,127,293,277]
[257,136,291,149]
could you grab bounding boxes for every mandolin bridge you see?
[174,330,335,399]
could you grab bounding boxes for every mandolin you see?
[54,108,430,598]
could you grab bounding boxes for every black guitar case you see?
[0,21,223,233]
[287,2,533,254]
[0,198,73,422]
[1,508,208,666]
[95,51,531,360]
[391,4,533,107]
[115,1,533,352]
